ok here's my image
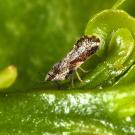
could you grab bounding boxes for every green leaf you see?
[1,0,135,135]
[75,9,135,89]
[0,84,135,134]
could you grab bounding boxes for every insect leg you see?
[71,75,74,88]
[75,70,83,82]
[78,67,89,73]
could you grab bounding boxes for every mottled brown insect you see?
[45,35,100,81]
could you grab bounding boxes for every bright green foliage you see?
[75,9,135,89]
[1,0,135,135]
[1,85,135,134]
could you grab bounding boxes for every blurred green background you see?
[1,0,135,134]
[0,0,122,91]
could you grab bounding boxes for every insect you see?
[45,35,100,83]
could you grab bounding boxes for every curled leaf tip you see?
[112,0,126,9]
[0,65,18,89]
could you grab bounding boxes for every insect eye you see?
[75,35,100,46]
